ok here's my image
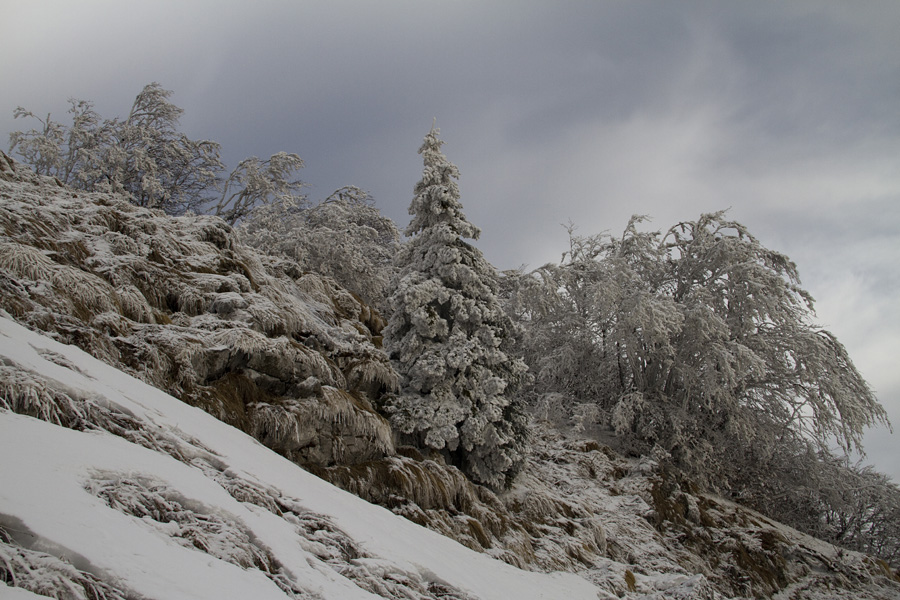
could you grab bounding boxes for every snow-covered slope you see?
[0,315,600,599]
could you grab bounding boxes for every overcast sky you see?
[2,1,899,481]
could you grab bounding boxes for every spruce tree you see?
[384,125,529,489]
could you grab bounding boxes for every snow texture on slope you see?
[0,315,600,600]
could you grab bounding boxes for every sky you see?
[2,1,899,481]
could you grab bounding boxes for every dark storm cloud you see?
[2,0,899,480]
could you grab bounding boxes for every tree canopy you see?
[511,212,889,493]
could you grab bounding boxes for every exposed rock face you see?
[0,151,396,467]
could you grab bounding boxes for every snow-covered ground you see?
[0,315,603,599]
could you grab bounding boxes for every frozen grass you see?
[0,156,398,468]
[0,527,129,600]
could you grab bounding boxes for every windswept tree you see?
[9,83,303,220]
[512,212,889,496]
[97,83,223,213]
[384,126,529,489]
[213,152,305,225]
[240,185,400,309]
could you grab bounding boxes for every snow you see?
[0,583,47,600]
[0,315,600,599]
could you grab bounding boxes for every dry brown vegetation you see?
[0,150,395,467]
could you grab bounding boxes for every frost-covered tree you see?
[8,83,221,215]
[213,152,305,225]
[9,99,113,187]
[87,83,224,214]
[9,83,303,219]
[513,212,889,497]
[820,458,900,566]
[754,445,900,566]
[384,126,529,489]
[239,185,400,309]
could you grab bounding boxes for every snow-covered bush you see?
[383,126,529,489]
[768,450,900,568]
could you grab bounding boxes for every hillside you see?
[1,152,899,599]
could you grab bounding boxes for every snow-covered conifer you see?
[384,126,529,489]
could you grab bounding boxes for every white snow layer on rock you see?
[0,315,601,599]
